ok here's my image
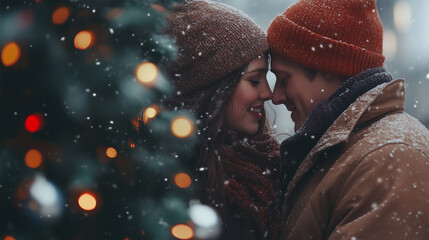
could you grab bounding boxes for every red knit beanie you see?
[267,0,385,77]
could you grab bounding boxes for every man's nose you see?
[271,85,285,105]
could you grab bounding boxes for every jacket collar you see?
[285,78,405,194]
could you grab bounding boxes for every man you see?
[267,0,429,239]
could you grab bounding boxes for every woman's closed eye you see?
[248,80,260,85]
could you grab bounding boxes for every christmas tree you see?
[0,0,219,239]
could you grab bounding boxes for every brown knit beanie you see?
[164,0,268,95]
[267,0,385,77]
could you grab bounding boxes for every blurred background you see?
[217,0,429,140]
[1,1,427,239]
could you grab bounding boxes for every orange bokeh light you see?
[135,62,158,86]
[127,139,135,149]
[171,224,194,239]
[106,147,117,158]
[1,42,21,67]
[25,114,44,133]
[4,236,15,240]
[174,173,192,189]
[78,193,97,211]
[25,149,43,168]
[74,31,93,50]
[52,6,70,25]
[150,4,167,12]
[171,116,194,138]
[143,106,158,124]
[106,8,125,20]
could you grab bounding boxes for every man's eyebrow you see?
[270,69,291,79]
[270,68,282,75]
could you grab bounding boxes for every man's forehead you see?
[271,53,294,63]
[270,54,300,72]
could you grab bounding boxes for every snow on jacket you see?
[279,79,429,240]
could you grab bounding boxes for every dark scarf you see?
[280,67,393,191]
[220,133,281,239]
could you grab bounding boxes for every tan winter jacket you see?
[280,79,429,240]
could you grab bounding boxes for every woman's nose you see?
[260,82,273,101]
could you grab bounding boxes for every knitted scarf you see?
[280,67,393,191]
[220,133,281,239]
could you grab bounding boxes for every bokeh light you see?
[52,6,70,25]
[3,236,15,240]
[145,107,157,119]
[26,175,63,219]
[171,224,194,240]
[189,204,221,239]
[1,42,21,67]
[25,114,44,132]
[136,62,158,86]
[131,117,140,131]
[74,31,93,50]
[150,4,167,12]
[394,1,412,32]
[143,105,158,124]
[383,29,397,61]
[18,10,35,29]
[174,173,192,189]
[78,193,97,211]
[106,147,117,158]
[171,116,194,138]
[189,204,218,228]
[25,149,43,168]
[31,176,58,207]
[106,8,125,20]
[128,139,136,149]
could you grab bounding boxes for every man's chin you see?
[294,122,303,132]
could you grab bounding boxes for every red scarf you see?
[220,134,281,239]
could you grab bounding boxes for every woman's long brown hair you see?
[162,64,269,218]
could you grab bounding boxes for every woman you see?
[163,1,281,239]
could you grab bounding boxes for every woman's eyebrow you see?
[245,68,268,74]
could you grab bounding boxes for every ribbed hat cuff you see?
[268,15,385,77]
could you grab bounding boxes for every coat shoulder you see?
[324,113,429,239]
[346,112,429,162]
